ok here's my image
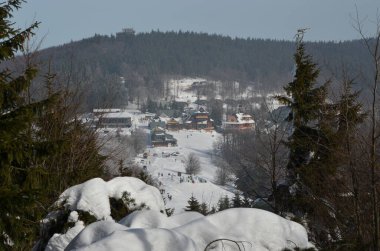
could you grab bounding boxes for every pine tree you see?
[199,202,208,215]
[184,194,201,212]
[277,41,329,186]
[276,33,343,246]
[242,195,251,208]
[217,195,230,211]
[209,206,216,214]
[0,1,56,248]
[232,192,242,208]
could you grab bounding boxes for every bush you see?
[185,153,201,175]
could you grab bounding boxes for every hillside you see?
[34,31,372,110]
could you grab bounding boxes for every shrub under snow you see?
[43,177,165,250]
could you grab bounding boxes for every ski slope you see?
[135,130,234,214]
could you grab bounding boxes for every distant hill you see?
[34,31,372,109]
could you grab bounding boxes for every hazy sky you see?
[13,0,380,48]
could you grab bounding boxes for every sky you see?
[13,0,380,49]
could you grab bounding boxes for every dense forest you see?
[29,30,373,110]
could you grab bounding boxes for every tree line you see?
[25,26,374,111]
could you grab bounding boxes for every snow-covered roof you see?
[235,113,254,123]
[100,112,132,118]
[93,108,121,113]
[125,109,141,114]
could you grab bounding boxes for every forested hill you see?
[36,31,372,108]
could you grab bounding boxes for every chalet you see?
[222,113,255,131]
[166,118,180,131]
[184,107,214,130]
[151,127,177,147]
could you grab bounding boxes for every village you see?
[87,78,259,213]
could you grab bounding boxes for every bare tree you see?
[353,9,380,250]
[254,99,290,212]
[185,153,201,175]
[213,157,233,186]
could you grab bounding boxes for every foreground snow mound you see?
[56,177,165,220]
[66,208,313,251]
[45,177,165,251]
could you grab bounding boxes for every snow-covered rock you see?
[56,177,165,220]
[66,208,314,251]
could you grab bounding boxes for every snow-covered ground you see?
[137,129,234,214]
[166,78,207,103]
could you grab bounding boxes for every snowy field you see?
[136,129,234,214]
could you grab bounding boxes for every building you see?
[116,28,135,37]
[149,116,166,130]
[184,107,214,130]
[222,113,255,131]
[158,110,176,119]
[97,111,132,128]
[151,127,177,147]
[144,112,156,120]
[93,108,132,128]
[93,108,121,116]
[166,118,180,131]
